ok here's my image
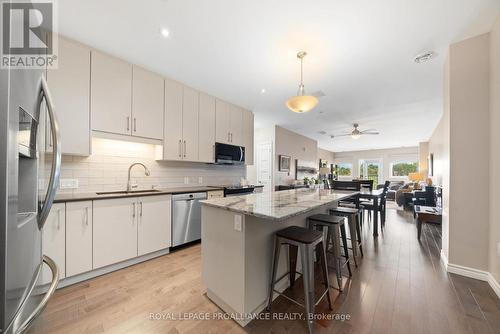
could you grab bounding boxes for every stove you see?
[211,185,256,197]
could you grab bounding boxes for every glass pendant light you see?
[286,51,318,113]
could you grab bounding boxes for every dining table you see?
[356,188,385,237]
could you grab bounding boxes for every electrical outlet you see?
[497,242,500,257]
[60,179,79,189]
[184,177,189,185]
[234,215,242,232]
[198,177,203,184]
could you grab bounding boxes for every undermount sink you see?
[96,189,161,195]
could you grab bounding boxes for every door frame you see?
[256,141,274,192]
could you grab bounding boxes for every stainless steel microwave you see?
[214,142,245,165]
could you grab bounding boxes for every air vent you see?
[414,51,436,63]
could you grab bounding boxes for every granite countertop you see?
[54,186,224,203]
[201,188,358,221]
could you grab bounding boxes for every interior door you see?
[257,142,273,191]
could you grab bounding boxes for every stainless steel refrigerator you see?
[0,2,61,332]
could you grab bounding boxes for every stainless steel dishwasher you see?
[171,192,208,247]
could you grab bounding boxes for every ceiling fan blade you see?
[311,90,325,98]
[332,133,352,138]
[360,128,378,133]
[363,132,380,135]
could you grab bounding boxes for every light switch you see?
[184,177,189,185]
[497,242,500,257]
[198,177,203,184]
[234,215,242,232]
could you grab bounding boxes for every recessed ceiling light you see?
[261,88,266,94]
[414,51,436,63]
[160,27,170,38]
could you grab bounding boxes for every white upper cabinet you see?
[164,79,184,160]
[137,195,171,256]
[93,198,138,269]
[229,104,243,146]
[42,203,66,284]
[66,201,93,277]
[182,86,199,161]
[198,93,216,163]
[47,37,91,156]
[91,50,132,136]
[215,99,231,144]
[132,66,164,140]
[243,110,254,165]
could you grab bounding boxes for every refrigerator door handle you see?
[37,77,61,230]
[14,255,60,334]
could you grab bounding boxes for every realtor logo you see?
[1,0,58,68]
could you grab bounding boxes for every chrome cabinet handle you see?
[184,140,186,157]
[127,116,130,131]
[132,202,136,218]
[133,118,137,132]
[14,255,60,334]
[37,77,61,231]
[228,132,230,142]
[140,202,143,217]
[85,207,89,226]
[178,139,182,158]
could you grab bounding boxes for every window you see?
[391,161,418,177]
[359,159,382,188]
[336,163,353,177]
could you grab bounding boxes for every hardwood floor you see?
[28,204,500,334]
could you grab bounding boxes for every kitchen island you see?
[201,188,357,326]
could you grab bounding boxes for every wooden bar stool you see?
[329,207,363,267]
[307,214,352,291]
[267,226,332,334]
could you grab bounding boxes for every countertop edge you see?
[54,186,225,203]
[201,191,357,221]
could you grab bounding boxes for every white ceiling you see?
[57,0,500,152]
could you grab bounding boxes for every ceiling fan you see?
[330,123,380,140]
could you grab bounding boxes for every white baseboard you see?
[440,249,448,270]
[446,262,489,281]
[488,273,500,299]
[441,248,500,299]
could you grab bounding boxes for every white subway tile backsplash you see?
[52,138,245,195]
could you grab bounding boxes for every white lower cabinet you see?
[137,195,171,256]
[93,198,138,269]
[42,203,66,284]
[66,201,93,277]
[42,196,172,283]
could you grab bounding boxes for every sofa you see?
[377,180,405,201]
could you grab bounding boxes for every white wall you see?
[50,137,246,195]
[418,141,429,177]
[274,125,318,186]
[489,17,500,284]
[448,33,490,271]
[317,147,335,164]
[333,146,418,181]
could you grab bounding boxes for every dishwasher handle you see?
[172,192,208,201]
